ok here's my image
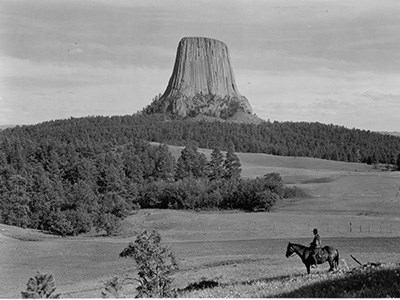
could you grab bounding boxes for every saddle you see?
[310,246,323,258]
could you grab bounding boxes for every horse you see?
[286,242,339,274]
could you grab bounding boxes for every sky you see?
[1,0,400,131]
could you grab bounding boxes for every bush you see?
[96,213,121,236]
[47,211,75,237]
[119,230,178,298]
[101,276,124,298]
[232,174,282,211]
[137,173,284,212]
[21,272,60,298]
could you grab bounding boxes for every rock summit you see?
[146,37,258,122]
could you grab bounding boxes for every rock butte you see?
[147,37,258,122]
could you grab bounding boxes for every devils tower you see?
[146,37,259,122]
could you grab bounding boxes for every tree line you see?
[3,113,399,165]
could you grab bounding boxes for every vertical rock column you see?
[151,37,253,118]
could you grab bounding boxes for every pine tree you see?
[396,153,400,171]
[175,144,207,180]
[119,230,178,298]
[208,148,224,181]
[223,149,241,180]
[21,272,60,298]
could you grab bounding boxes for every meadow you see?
[1,147,400,297]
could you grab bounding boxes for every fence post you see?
[350,222,352,232]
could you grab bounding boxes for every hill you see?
[380,131,400,137]
[0,125,16,130]
[2,114,399,164]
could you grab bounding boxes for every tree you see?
[396,153,400,171]
[119,230,178,298]
[95,212,121,236]
[152,144,175,180]
[175,144,207,180]
[262,172,284,198]
[0,174,30,228]
[223,149,241,180]
[21,272,60,298]
[208,148,224,181]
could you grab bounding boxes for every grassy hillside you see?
[160,143,374,181]
[180,263,400,298]
[161,144,400,217]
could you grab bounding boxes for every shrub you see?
[101,276,124,298]
[262,173,284,198]
[119,230,178,298]
[96,213,121,236]
[47,211,74,237]
[21,272,60,298]
[232,174,282,211]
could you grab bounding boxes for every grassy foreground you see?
[180,263,400,298]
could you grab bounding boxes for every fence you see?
[151,212,400,240]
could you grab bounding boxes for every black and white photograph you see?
[1,0,400,297]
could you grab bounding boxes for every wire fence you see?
[266,219,400,237]
[155,213,400,240]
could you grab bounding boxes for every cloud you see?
[360,91,400,104]
[235,68,400,131]
[67,47,83,55]
[0,96,14,125]
[0,53,172,124]
[0,96,13,113]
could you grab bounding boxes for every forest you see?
[0,113,399,235]
[0,130,287,236]
[3,113,399,164]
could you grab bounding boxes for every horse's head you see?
[286,242,295,258]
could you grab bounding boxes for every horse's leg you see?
[306,263,311,274]
[335,250,339,270]
[332,255,337,269]
[328,256,334,272]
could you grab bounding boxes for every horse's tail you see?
[335,249,340,268]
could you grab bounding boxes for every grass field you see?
[1,148,400,298]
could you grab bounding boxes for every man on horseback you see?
[310,228,321,268]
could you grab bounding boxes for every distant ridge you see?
[0,125,16,130]
[379,131,400,137]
